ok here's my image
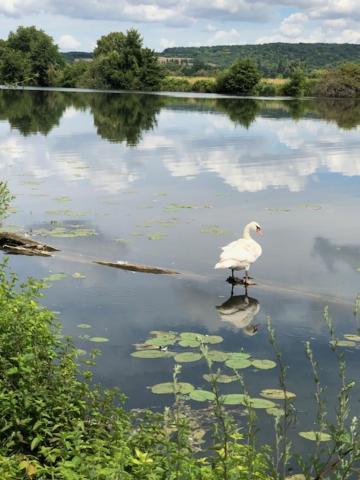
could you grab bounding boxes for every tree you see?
[216,58,261,95]
[5,26,64,86]
[282,67,306,97]
[0,47,31,85]
[90,29,164,91]
[316,63,360,98]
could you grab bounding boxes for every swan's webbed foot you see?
[242,277,256,286]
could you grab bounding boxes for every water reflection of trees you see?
[0,89,359,143]
[0,90,68,135]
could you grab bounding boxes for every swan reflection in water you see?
[216,288,260,335]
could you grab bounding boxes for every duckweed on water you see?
[88,337,109,343]
[35,226,97,238]
[43,273,67,282]
[72,272,86,279]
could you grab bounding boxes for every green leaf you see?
[88,337,109,343]
[245,398,276,409]
[330,340,356,348]
[344,334,360,342]
[227,352,251,360]
[260,389,296,400]
[151,382,194,394]
[221,394,248,405]
[43,273,67,282]
[266,407,285,417]
[144,337,176,347]
[225,358,251,369]
[203,373,237,384]
[203,335,223,344]
[206,350,229,362]
[189,389,216,402]
[31,436,41,451]
[299,431,331,442]
[131,350,171,359]
[251,359,277,370]
[174,352,202,363]
[179,339,201,348]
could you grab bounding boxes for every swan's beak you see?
[256,227,263,236]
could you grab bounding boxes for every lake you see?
[1,88,360,454]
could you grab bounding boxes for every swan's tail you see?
[214,259,235,269]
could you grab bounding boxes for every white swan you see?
[216,294,260,335]
[214,221,262,285]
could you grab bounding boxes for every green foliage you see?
[88,29,164,91]
[160,76,192,92]
[0,26,64,87]
[316,63,360,98]
[282,67,307,97]
[216,59,261,95]
[57,61,90,88]
[0,182,13,221]
[162,43,360,77]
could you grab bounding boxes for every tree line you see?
[0,26,359,97]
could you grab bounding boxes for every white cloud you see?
[58,34,81,50]
[159,37,176,49]
[208,28,242,45]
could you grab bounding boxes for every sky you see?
[0,0,359,52]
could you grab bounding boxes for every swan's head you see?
[249,221,262,236]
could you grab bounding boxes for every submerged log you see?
[94,260,179,275]
[0,232,59,256]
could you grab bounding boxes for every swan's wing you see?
[220,239,261,263]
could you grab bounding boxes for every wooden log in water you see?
[0,232,59,256]
[94,260,180,275]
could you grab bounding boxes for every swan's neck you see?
[242,224,253,240]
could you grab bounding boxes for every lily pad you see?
[151,382,194,395]
[88,337,109,343]
[43,273,67,282]
[131,350,170,359]
[174,352,202,363]
[298,431,331,442]
[206,350,229,362]
[266,407,285,417]
[245,398,276,409]
[189,389,216,402]
[221,394,248,405]
[180,332,203,341]
[343,334,360,342]
[251,359,277,370]
[225,358,251,369]
[77,323,92,329]
[203,374,237,384]
[148,232,167,241]
[227,352,251,360]
[330,340,356,348]
[260,389,296,400]
[203,335,223,345]
[179,338,201,348]
[144,336,176,347]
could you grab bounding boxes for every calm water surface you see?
[1,89,360,452]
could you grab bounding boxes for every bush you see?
[282,67,306,97]
[216,58,261,95]
[191,79,216,93]
[315,63,360,98]
[160,77,192,92]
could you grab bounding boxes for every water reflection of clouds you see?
[1,108,360,195]
[159,116,360,192]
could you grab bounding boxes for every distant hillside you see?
[161,43,360,76]
[62,51,93,62]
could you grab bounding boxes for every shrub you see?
[160,77,192,92]
[282,67,306,97]
[216,58,261,95]
[191,79,216,93]
[315,63,360,98]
